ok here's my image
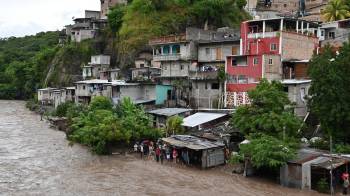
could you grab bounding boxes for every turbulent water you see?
[0,100,322,196]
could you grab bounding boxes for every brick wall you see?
[282,32,318,60]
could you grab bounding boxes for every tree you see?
[322,0,350,22]
[240,134,298,169]
[166,116,184,136]
[89,96,114,111]
[231,79,301,138]
[217,64,227,108]
[308,44,350,142]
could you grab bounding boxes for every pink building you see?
[225,18,319,108]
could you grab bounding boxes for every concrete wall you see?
[263,54,282,81]
[72,29,95,42]
[282,32,318,60]
[101,0,127,19]
[160,61,193,77]
[198,43,239,62]
[285,82,310,117]
[135,59,150,68]
[156,85,172,105]
[85,10,101,19]
[190,80,221,108]
[91,55,110,65]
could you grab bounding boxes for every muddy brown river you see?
[0,100,323,196]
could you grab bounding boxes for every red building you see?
[225,18,319,107]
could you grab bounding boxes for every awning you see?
[311,156,347,170]
[182,112,227,128]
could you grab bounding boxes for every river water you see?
[0,100,322,196]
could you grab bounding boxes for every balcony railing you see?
[190,71,218,80]
[153,54,181,61]
[149,34,186,45]
[247,31,279,39]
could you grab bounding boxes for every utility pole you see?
[330,135,334,196]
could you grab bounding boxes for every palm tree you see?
[322,0,350,22]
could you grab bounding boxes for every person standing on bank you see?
[155,146,160,162]
[140,143,144,159]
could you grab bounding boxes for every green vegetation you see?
[166,116,184,136]
[110,0,250,66]
[240,134,298,168]
[316,178,329,193]
[308,43,350,143]
[0,32,59,99]
[322,0,350,22]
[68,97,163,154]
[231,79,301,168]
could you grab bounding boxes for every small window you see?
[253,57,259,65]
[205,82,208,89]
[270,43,277,51]
[284,87,289,92]
[321,31,324,36]
[329,32,335,39]
[232,47,238,55]
[180,65,184,70]
[211,83,220,89]
[284,4,287,7]
[232,59,237,66]
[140,64,145,68]
[83,85,86,90]
[229,75,237,83]
[268,58,273,65]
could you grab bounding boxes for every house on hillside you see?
[131,50,161,81]
[191,28,240,108]
[82,55,111,79]
[37,88,58,106]
[319,19,350,48]
[70,10,107,42]
[100,0,127,19]
[225,18,319,113]
[75,79,110,104]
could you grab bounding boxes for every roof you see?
[311,156,347,170]
[288,148,324,164]
[182,112,228,128]
[75,79,111,84]
[281,79,312,85]
[65,87,75,90]
[283,59,309,63]
[162,135,225,150]
[148,108,192,117]
[38,87,58,91]
[244,17,319,26]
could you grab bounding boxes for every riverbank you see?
[0,100,323,196]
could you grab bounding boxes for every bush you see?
[334,143,350,154]
[26,99,39,111]
[53,102,74,117]
[316,178,329,193]
[89,96,113,111]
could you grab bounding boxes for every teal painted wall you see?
[156,85,172,105]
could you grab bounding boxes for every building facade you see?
[225,18,319,110]
[100,0,127,19]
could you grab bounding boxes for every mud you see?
[0,100,323,196]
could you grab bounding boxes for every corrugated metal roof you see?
[281,79,312,85]
[182,112,227,127]
[148,108,192,117]
[162,135,224,150]
[311,156,347,170]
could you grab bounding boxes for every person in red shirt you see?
[172,149,178,163]
[155,146,161,163]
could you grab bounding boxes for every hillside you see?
[0,0,250,100]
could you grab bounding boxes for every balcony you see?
[149,34,186,45]
[153,54,181,62]
[190,71,218,80]
[247,31,279,39]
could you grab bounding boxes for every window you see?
[238,75,248,84]
[321,31,324,36]
[232,47,238,55]
[329,32,335,39]
[83,85,86,90]
[216,47,222,60]
[163,45,170,54]
[284,4,287,7]
[140,64,144,68]
[211,83,220,89]
[270,43,277,51]
[232,58,238,66]
[229,75,237,83]
[180,65,184,70]
[253,57,259,65]
[268,58,273,65]
[283,87,289,92]
[205,48,210,55]
[172,45,180,54]
[205,82,208,89]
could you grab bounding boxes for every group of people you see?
[133,140,180,164]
